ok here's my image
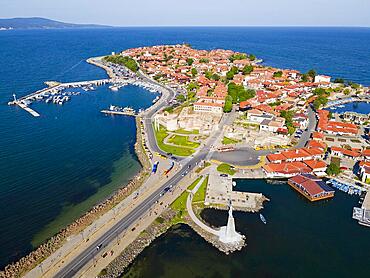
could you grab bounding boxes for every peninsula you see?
[2,44,370,278]
[0,17,111,30]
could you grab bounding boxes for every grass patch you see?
[217,163,236,175]
[174,128,199,135]
[168,135,200,148]
[192,176,209,204]
[170,177,202,224]
[153,124,195,156]
[222,136,240,145]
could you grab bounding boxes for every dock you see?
[353,191,370,227]
[17,102,40,117]
[101,110,136,117]
[205,169,266,212]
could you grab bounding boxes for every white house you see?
[314,75,331,83]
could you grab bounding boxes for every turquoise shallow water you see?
[0,27,369,269]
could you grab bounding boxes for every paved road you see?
[53,81,225,278]
[54,73,318,278]
[212,106,318,165]
[295,105,317,148]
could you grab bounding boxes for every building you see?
[359,161,370,183]
[288,174,335,202]
[193,97,224,114]
[262,161,312,178]
[314,75,331,83]
[259,117,285,133]
[246,109,273,124]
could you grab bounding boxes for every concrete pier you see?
[353,191,370,227]
[17,102,40,117]
[101,110,136,117]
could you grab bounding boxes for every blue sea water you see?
[0,27,369,269]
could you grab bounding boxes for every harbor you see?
[325,95,370,109]
[8,77,164,117]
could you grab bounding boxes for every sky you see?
[1,0,370,27]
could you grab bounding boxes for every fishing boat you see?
[259,213,267,224]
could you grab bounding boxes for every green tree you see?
[349,82,360,89]
[273,71,283,78]
[191,67,198,77]
[334,78,345,84]
[204,70,213,80]
[186,58,194,66]
[343,88,351,95]
[249,54,256,61]
[104,55,139,72]
[226,66,239,80]
[307,69,316,79]
[242,65,254,75]
[187,82,199,92]
[227,82,255,103]
[199,58,209,63]
[223,95,233,112]
[326,162,341,176]
[176,94,186,102]
[301,73,309,82]
[229,53,247,62]
[211,73,220,81]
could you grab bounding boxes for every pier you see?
[101,110,136,117]
[8,76,163,118]
[17,102,40,117]
[353,190,370,227]
[325,96,370,108]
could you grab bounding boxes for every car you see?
[220,174,228,177]
[164,187,170,192]
[96,243,103,250]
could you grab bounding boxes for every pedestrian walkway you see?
[186,176,221,236]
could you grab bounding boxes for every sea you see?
[0,27,369,272]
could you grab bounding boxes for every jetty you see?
[353,191,370,227]
[17,102,40,117]
[8,76,163,117]
[325,95,370,108]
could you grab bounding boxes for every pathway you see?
[186,176,220,236]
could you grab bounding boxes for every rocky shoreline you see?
[0,117,150,278]
[98,209,177,278]
[98,207,248,278]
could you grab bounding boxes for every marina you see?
[325,95,370,109]
[326,178,366,196]
[8,77,164,117]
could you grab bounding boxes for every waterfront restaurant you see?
[288,174,335,202]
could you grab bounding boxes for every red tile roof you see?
[263,161,312,175]
[304,160,327,170]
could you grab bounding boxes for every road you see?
[212,105,318,165]
[54,71,318,278]
[53,75,225,278]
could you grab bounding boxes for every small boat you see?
[259,214,267,224]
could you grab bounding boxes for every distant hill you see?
[0,17,111,30]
